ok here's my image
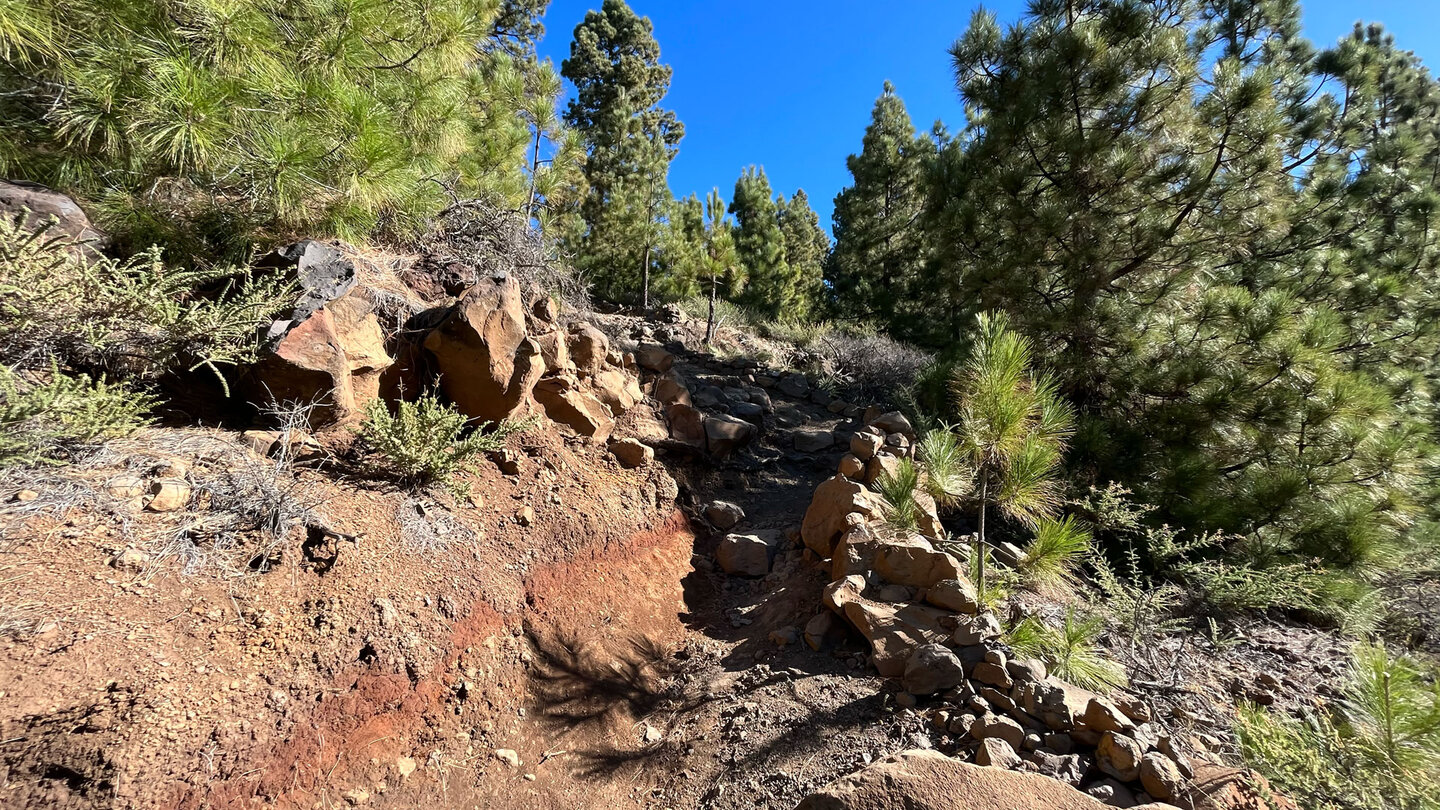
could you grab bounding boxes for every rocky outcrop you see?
[425,273,540,423]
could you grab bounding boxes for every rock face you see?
[795,749,1155,810]
[426,273,539,423]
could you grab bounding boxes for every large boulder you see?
[567,323,609,377]
[716,533,776,577]
[667,402,706,447]
[902,644,967,696]
[874,536,966,589]
[840,596,952,677]
[425,273,540,423]
[533,375,613,441]
[801,475,882,557]
[795,749,1163,810]
[705,413,756,458]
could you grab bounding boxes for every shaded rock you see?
[794,428,836,453]
[1139,752,1184,802]
[703,500,745,530]
[705,413,756,458]
[667,402,706,447]
[1007,658,1048,684]
[534,375,613,441]
[1030,751,1087,786]
[608,438,653,468]
[567,323,609,376]
[716,533,775,577]
[868,411,915,436]
[801,475,881,557]
[777,373,810,397]
[903,643,967,695]
[837,453,865,479]
[769,626,801,647]
[635,343,674,372]
[974,714,1026,749]
[426,274,539,422]
[1086,779,1135,808]
[804,611,844,651]
[0,180,107,254]
[953,613,1003,646]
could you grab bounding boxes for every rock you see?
[903,644,967,695]
[804,611,844,651]
[1097,732,1144,782]
[731,401,765,424]
[864,452,903,485]
[874,536,966,589]
[974,714,1026,749]
[567,323,609,376]
[12,489,39,502]
[534,376,613,441]
[642,723,663,744]
[976,737,1022,769]
[794,428,836,453]
[925,578,980,614]
[1190,763,1298,810]
[915,491,944,540]
[517,505,534,525]
[341,788,371,806]
[769,626,801,647]
[850,428,885,461]
[716,533,775,577]
[801,475,881,557]
[837,453,865,479]
[667,402,706,447]
[111,548,150,571]
[868,411,915,436]
[145,480,190,512]
[635,343,674,372]
[1030,751,1087,786]
[532,296,558,324]
[426,274,540,422]
[374,598,400,627]
[591,368,642,416]
[705,413,757,458]
[105,475,147,501]
[1114,695,1153,724]
[653,371,692,407]
[777,373,810,398]
[1081,698,1136,734]
[608,438,654,468]
[830,524,879,580]
[1086,779,1135,807]
[972,662,1013,689]
[828,399,852,414]
[953,613,1002,646]
[703,500,745,530]
[493,749,522,768]
[993,540,1027,567]
[252,296,391,426]
[796,749,1137,810]
[1139,752,1184,801]
[395,757,418,778]
[841,596,953,678]
[243,429,323,462]
[0,180,108,254]
[1007,658,1048,684]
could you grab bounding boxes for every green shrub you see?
[916,428,971,508]
[358,394,533,494]
[0,214,290,389]
[1007,608,1128,692]
[1238,643,1440,810]
[875,457,923,534]
[0,363,153,467]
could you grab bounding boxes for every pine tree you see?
[560,0,683,305]
[729,166,791,319]
[655,194,705,303]
[776,189,830,321]
[698,189,741,344]
[826,81,934,335]
[0,0,536,255]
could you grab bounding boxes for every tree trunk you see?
[526,127,542,222]
[976,475,988,597]
[706,275,718,345]
[641,243,651,312]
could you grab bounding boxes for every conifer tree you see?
[561,0,683,305]
[729,166,791,319]
[826,81,934,335]
[776,189,830,321]
[0,0,536,254]
[698,189,741,344]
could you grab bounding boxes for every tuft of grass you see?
[358,393,535,495]
[875,457,922,534]
[1006,608,1128,692]
[916,428,972,508]
[1017,515,1092,590]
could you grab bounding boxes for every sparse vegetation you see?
[1238,643,1440,810]
[358,393,534,495]
[1016,515,1091,591]
[875,457,923,534]
[1007,608,1128,693]
[0,363,153,467]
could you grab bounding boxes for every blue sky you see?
[535,1,1440,237]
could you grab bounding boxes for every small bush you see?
[806,328,932,402]
[0,364,153,467]
[875,457,923,534]
[916,428,972,508]
[0,214,291,388]
[358,394,533,494]
[1007,608,1128,692]
[1238,643,1440,810]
